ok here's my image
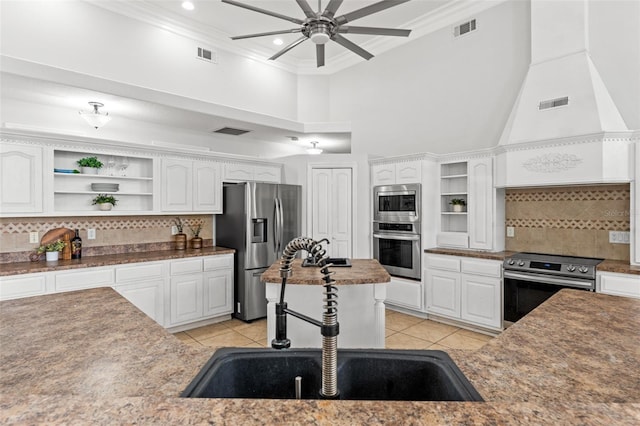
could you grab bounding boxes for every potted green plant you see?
[188,220,204,249]
[450,198,467,213]
[92,193,118,211]
[173,217,187,250]
[37,240,66,262]
[77,156,103,174]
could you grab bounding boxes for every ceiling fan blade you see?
[222,0,303,25]
[336,0,410,25]
[231,28,302,40]
[322,0,344,19]
[295,0,316,18]
[316,44,325,67]
[332,34,373,60]
[337,26,411,37]
[269,36,308,60]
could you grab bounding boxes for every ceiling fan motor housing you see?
[304,20,335,45]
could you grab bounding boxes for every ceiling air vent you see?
[197,47,217,63]
[213,127,250,136]
[539,96,569,110]
[454,19,476,37]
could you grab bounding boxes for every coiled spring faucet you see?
[272,237,339,399]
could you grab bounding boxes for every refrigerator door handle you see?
[276,196,284,255]
[274,197,281,255]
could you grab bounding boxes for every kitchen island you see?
[261,258,391,348]
[1,288,639,424]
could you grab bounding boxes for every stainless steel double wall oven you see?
[372,184,422,280]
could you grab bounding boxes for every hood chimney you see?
[498,0,628,146]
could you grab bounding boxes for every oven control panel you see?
[503,253,602,280]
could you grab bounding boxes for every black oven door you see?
[503,271,594,323]
[372,232,421,280]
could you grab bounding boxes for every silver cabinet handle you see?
[373,233,420,241]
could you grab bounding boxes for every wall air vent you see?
[539,96,569,110]
[197,47,217,63]
[454,19,476,37]
[213,127,250,136]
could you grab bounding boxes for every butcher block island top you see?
[1,288,639,423]
[260,258,391,285]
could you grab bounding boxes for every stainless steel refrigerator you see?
[216,182,301,321]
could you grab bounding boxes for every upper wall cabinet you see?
[53,150,154,215]
[161,159,222,213]
[0,143,44,214]
[371,160,422,186]
[223,162,281,183]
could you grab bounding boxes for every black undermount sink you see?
[181,348,483,401]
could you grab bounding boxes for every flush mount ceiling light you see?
[222,0,412,67]
[307,141,322,155]
[79,102,111,129]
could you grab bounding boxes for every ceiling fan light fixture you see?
[79,102,111,129]
[181,1,195,11]
[307,141,322,155]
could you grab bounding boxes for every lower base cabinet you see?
[385,277,423,311]
[597,272,640,299]
[425,254,502,330]
[115,279,164,325]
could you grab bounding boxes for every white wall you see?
[0,0,299,121]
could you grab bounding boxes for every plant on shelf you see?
[173,217,187,250]
[188,219,204,249]
[36,239,66,262]
[92,193,118,211]
[449,198,467,212]
[77,156,104,174]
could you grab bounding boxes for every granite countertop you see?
[0,246,235,277]
[261,258,391,285]
[425,247,640,275]
[1,287,639,423]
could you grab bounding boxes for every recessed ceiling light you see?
[273,38,284,46]
[181,1,195,11]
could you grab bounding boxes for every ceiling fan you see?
[221,0,412,67]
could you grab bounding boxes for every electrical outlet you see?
[87,229,96,240]
[506,226,515,238]
[29,232,39,244]
[609,231,630,244]
[171,225,178,235]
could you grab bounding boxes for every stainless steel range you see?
[503,252,603,326]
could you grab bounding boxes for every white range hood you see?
[495,0,635,187]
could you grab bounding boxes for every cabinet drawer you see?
[426,254,461,272]
[203,255,233,271]
[461,259,502,278]
[599,273,640,299]
[170,258,203,275]
[55,268,114,292]
[0,274,47,300]
[116,262,164,283]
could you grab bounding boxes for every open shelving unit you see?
[53,150,154,214]
[440,162,468,233]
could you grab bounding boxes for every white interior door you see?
[311,168,352,258]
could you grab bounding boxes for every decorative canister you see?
[191,237,203,249]
[175,233,187,250]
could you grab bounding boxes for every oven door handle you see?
[503,271,594,290]
[373,233,420,241]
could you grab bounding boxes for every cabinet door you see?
[254,165,281,183]
[170,274,203,325]
[395,161,422,184]
[115,279,165,325]
[0,143,43,213]
[0,274,48,301]
[223,163,254,181]
[203,269,233,317]
[371,164,396,186]
[461,274,501,328]
[468,158,493,250]
[161,159,192,211]
[599,273,640,299]
[193,161,222,213]
[426,270,461,318]
[386,277,422,310]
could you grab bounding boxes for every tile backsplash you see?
[505,184,630,261]
[0,215,214,263]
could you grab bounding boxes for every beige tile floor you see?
[174,309,493,351]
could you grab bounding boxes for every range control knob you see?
[578,266,589,274]
[507,259,515,265]
[566,265,576,272]
[517,260,525,267]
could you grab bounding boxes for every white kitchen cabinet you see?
[385,277,422,311]
[467,158,494,250]
[425,254,502,330]
[597,272,640,299]
[371,160,422,186]
[114,262,165,324]
[0,273,49,300]
[202,254,234,317]
[54,267,115,293]
[0,143,44,214]
[311,168,352,258]
[223,162,281,183]
[170,273,204,325]
[161,159,221,213]
[633,142,639,265]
